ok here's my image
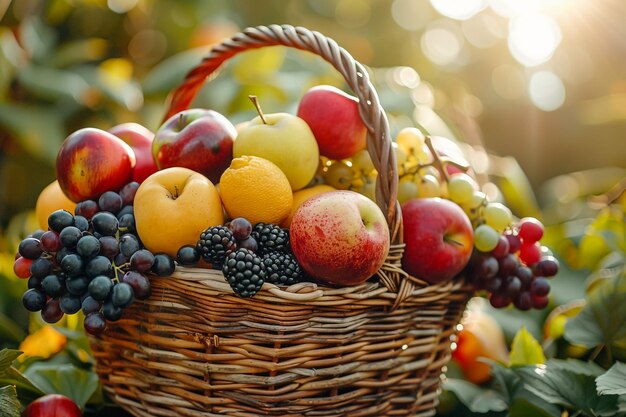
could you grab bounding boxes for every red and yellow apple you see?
[134,167,224,257]
[56,128,136,202]
[152,109,236,184]
[22,394,82,417]
[401,197,473,284]
[290,190,389,286]
[108,122,158,183]
[296,85,367,160]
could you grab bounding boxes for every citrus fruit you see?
[219,156,293,225]
[282,184,336,227]
[35,180,77,230]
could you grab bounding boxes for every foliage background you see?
[0,0,625,416]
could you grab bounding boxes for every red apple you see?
[401,197,473,284]
[296,85,367,160]
[108,122,158,183]
[290,190,389,286]
[56,128,136,202]
[152,109,236,184]
[22,394,82,417]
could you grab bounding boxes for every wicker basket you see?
[89,24,474,417]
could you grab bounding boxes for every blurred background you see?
[0,1,625,416]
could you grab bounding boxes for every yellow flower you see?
[19,326,67,359]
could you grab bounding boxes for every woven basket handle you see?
[164,24,400,235]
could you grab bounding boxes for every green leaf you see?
[597,362,626,396]
[17,65,90,103]
[519,364,620,416]
[0,350,22,372]
[549,358,606,377]
[509,327,546,366]
[49,38,108,68]
[0,103,65,164]
[565,274,626,349]
[141,47,207,95]
[0,385,20,417]
[443,378,508,413]
[23,363,98,409]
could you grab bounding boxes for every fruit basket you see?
[85,25,474,417]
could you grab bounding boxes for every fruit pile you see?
[14,83,558,335]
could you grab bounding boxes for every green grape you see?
[395,127,425,155]
[351,149,375,175]
[357,173,377,201]
[419,166,440,180]
[324,161,355,190]
[398,177,419,203]
[483,202,513,232]
[474,224,500,252]
[414,143,432,164]
[447,173,477,205]
[417,174,442,198]
[393,143,408,173]
[462,190,487,220]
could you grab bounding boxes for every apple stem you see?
[249,95,267,124]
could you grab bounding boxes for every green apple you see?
[234,111,320,191]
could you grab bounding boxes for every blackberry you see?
[222,248,265,298]
[263,252,304,286]
[197,226,236,267]
[251,223,289,255]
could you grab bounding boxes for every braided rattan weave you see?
[88,25,473,417]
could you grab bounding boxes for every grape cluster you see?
[466,217,559,310]
[14,182,176,335]
[182,217,305,297]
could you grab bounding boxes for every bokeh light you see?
[391,0,435,31]
[491,64,525,100]
[529,70,566,111]
[508,14,561,67]
[430,0,487,21]
[421,21,465,66]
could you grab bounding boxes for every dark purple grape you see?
[151,253,175,277]
[111,282,134,308]
[59,226,82,248]
[65,275,90,296]
[532,294,550,309]
[61,253,84,277]
[116,205,133,219]
[484,276,503,293]
[85,256,114,278]
[489,292,511,309]
[98,236,119,259]
[30,257,53,279]
[18,238,43,260]
[516,266,533,288]
[130,249,155,273]
[75,200,99,219]
[498,254,519,278]
[48,210,74,233]
[514,291,532,311]
[534,256,559,277]
[81,296,102,315]
[27,275,42,289]
[237,236,258,253]
[502,276,523,297]
[176,245,199,266]
[22,289,46,311]
[491,235,510,259]
[98,191,123,214]
[56,247,73,264]
[59,293,82,314]
[40,231,61,252]
[505,233,521,254]
[119,234,140,258]
[473,254,498,279]
[88,276,114,301]
[122,271,151,300]
[530,277,550,297]
[41,299,64,323]
[84,312,107,335]
[76,235,101,258]
[41,274,66,297]
[119,182,139,206]
[74,215,89,232]
[228,217,253,241]
[30,230,45,239]
[118,214,135,233]
[92,212,119,236]
[113,252,129,267]
[102,301,123,321]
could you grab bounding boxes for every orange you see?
[219,156,293,225]
[282,184,336,227]
[35,180,76,230]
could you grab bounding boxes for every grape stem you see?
[424,136,470,182]
[249,95,267,124]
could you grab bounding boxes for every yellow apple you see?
[134,167,223,257]
[233,112,319,191]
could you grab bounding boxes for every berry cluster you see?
[466,217,559,310]
[14,182,176,335]
[183,218,304,298]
